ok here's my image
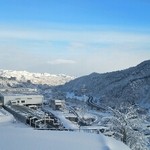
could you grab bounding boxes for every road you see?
[87,96,105,111]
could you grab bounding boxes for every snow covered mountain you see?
[58,60,150,107]
[0,70,74,86]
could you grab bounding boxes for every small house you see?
[51,99,65,110]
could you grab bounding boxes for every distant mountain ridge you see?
[0,61,150,107]
[0,70,74,86]
[58,60,150,107]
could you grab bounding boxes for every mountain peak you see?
[0,69,74,86]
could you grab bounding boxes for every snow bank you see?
[0,108,14,123]
[0,108,131,150]
[0,127,131,150]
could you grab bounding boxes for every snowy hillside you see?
[0,70,74,86]
[58,60,150,107]
[0,109,131,150]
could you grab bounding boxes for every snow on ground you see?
[0,108,131,150]
[0,108,14,123]
[0,125,131,150]
[0,127,131,150]
[43,107,79,130]
[66,92,88,102]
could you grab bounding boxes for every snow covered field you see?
[0,108,131,150]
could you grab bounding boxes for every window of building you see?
[11,101,16,104]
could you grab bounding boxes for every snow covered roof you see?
[0,92,43,97]
[52,99,65,103]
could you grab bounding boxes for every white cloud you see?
[47,59,76,65]
[0,27,150,44]
[0,25,150,76]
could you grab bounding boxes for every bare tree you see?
[109,102,149,150]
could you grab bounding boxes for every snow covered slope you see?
[0,109,131,150]
[0,128,131,150]
[0,70,74,86]
[0,108,14,123]
[59,60,150,107]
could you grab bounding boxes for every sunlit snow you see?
[0,108,131,150]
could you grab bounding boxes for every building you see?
[51,99,65,110]
[0,93,43,106]
[65,113,78,122]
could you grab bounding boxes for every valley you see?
[0,60,150,150]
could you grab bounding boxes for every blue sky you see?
[0,0,150,76]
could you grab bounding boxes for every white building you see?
[0,93,43,106]
[51,99,65,110]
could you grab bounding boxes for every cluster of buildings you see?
[0,87,81,131]
[0,88,65,111]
